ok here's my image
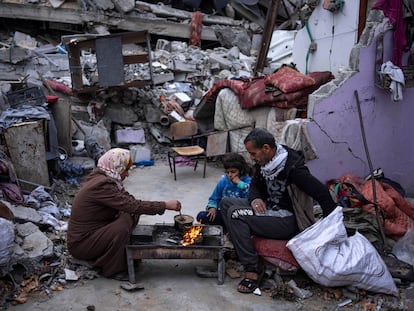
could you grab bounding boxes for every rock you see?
[16,223,54,260]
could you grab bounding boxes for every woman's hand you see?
[207,207,216,222]
[251,198,266,215]
[165,200,182,212]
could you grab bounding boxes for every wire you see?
[305,21,314,74]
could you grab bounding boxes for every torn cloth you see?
[189,11,203,47]
[380,61,405,101]
[279,119,317,161]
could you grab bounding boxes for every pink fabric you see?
[373,0,408,68]
[0,182,24,204]
[340,173,414,240]
[189,11,203,47]
[264,66,316,93]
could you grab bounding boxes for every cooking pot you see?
[174,214,194,232]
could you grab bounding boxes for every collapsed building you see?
[0,0,414,308]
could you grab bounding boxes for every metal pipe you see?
[354,90,386,248]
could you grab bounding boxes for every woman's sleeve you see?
[98,182,166,215]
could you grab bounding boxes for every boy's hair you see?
[243,128,276,149]
[221,152,251,176]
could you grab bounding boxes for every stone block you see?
[153,72,175,85]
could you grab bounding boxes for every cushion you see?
[264,66,316,93]
[252,236,300,272]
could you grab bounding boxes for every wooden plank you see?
[49,98,72,157]
[96,36,124,87]
[358,0,368,42]
[124,53,149,64]
[254,0,281,75]
[66,44,83,90]
[206,132,228,157]
[3,121,50,191]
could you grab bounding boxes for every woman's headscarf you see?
[97,148,131,181]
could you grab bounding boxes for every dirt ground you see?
[4,160,405,310]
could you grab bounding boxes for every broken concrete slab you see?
[112,0,134,13]
[104,105,138,125]
[92,0,114,11]
[0,47,32,64]
[8,205,43,224]
[115,128,146,144]
[214,27,252,56]
[16,222,53,259]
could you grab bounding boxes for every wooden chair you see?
[167,121,207,180]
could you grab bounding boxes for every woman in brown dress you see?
[67,148,182,279]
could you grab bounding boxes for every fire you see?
[181,225,203,246]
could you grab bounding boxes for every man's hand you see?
[165,200,182,212]
[251,198,266,214]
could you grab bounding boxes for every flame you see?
[181,225,203,246]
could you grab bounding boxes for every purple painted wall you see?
[306,24,414,196]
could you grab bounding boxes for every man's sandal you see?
[237,277,259,293]
[237,267,264,294]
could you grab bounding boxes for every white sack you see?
[286,206,398,296]
[392,229,414,268]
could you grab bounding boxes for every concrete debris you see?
[287,279,313,299]
[17,222,54,260]
[0,2,409,309]
[64,268,79,281]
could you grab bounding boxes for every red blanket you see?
[252,236,300,272]
[340,173,414,240]
[200,71,334,110]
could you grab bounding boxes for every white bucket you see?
[130,144,151,163]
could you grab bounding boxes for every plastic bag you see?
[0,218,15,268]
[392,229,414,268]
[286,206,398,296]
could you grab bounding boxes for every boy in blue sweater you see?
[196,152,251,230]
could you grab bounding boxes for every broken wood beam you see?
[254,0,281,75]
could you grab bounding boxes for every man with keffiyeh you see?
[220,128,336,294]
[67,148,182,281]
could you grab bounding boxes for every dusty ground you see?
[4,160,404,310]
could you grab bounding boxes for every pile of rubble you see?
[0,16,263,306]
[0,179,78,306]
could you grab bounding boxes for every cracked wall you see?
[305,10,414,196]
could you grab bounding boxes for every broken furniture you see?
[126,224,225,284]
[65,30,154,95]
[2,87,60,191]
[203,124,256,159]
[167,120,207,180]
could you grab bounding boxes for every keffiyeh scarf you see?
[260,144,289,211]
[260,144,288,181]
